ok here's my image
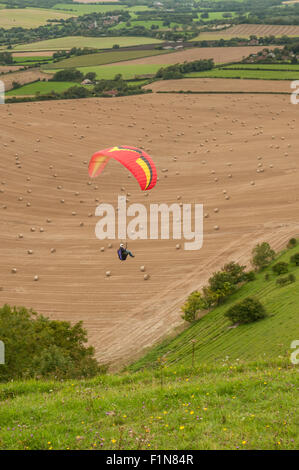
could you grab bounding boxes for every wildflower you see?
[242,441,247,445]
[111,439,116,444]
[180,426,185,430]
[190,411,194,415]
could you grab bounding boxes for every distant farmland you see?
[44,63,162,80]
[0,8,75,29]
[194,24,299,40]
[12,36,162,52]
[46,49,170,69]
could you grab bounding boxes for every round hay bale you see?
[176,244,181,250]
[12,268,17,274]
[100,247,105,252]
[106,271,111,277]
[214,225,219,231]
[144,274,150,280]
[27,249,33,255]
[34,275,39,281]
[140,266,145,272]
[50,248,56,253]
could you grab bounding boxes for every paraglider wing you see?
[88,146,157,191]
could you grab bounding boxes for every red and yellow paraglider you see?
[88,145,157,191]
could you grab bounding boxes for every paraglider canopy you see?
[88,145,157,191]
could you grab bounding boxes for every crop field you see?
[193,24,299,40]
[12,36,162,52]
[0,8,75,29]
[46,49,170,69]
[225,63,299,71]
[6,81,80,96]
[53,3,150,15]
[197,11,239,21]
[0,69,53,91]
[131,245,299,370]
[185,68,299,80]
[107,46,275,67]
[146,78,292,94]
[44,63,162,79]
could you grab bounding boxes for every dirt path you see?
[0,93,298,368]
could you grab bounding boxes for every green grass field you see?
[12,36,162,52]
[224,63,299,71]
[44,63,162,80]
[6,81,80,96]
[197,11,239,21]
[0,359,297,449]
[0,7,75,29]
[52,4,150,16]
[46,49,169,69]
[130,245,299,371]
[185,68,299,80]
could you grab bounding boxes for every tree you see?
[225,297,267,325]
[290,253,299,266]
[85,72,96,82]
[272,262,289,275]
[52,69,84,82]
[251,242,275,270]
[0,304,102,381]
[181,291,208,322]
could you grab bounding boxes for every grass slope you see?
[0,360,297,449]
[130,244,299,371]
[0,8,74,29]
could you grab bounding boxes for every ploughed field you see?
[0,93,298,367]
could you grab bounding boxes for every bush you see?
[272,262,289,275]
[181,291,208,323]
[52,69,84,82]
[264,273,270,281]
[251,242,275,270]
[290,253,299,266]
[276,274,296,287]
[0,304,102,381]
[287,238,297,249]
[245,271,256,282]
[225,297,267,325]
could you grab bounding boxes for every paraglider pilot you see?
[117,243,135,261]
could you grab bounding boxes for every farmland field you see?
[0,69,53,91]
[185,68,299,80]
[224,63,299,71]
[0,8,75,29]
[146,77,292,94]
[193,24,299,40]
[6,81,80,96]
[46,49,170,69]
[12,36,162,52]
[53,3,150,15]
[44,63,162,79]
[107,46,277,67]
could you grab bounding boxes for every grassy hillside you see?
[185,68,299,80]
[0,360,297,450]
[0,244,298,450]
[129,244,299,371]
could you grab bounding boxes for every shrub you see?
[276,273,295,286]
[251,242,275,270]
[287,238,297,249]
[272,262,289,275]
[264,273,270,281]
[245,270,256,281]
[0,304,102,381]
[225,297,267,325]
[181,291,208,323]
[288,273,296,283]
[290,253,299,266]
[52,69,84,82]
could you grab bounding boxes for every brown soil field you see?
[12,52,56,57]
[1,69,53,91]
[110,46,272,67]
[0,94,298,369]
[198,24,299,39]
[0,66,24,74]
[146,78,293,94]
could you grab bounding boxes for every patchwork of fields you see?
[0,8,75,29]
